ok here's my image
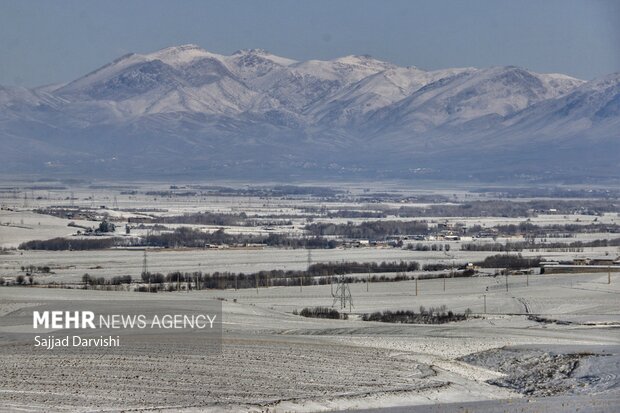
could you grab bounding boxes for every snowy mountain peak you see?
[233,48,271,56]
[332,54,394,68]
[2,44,617,181]
[155,43,204,54]
[228,49,297,69]
[146,44,222,67]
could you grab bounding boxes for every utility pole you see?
[256,274,258,294]
[367,267,370,292]
[483,294,487,314]
[505,273,509,292]
[609,266,612,285]
[198,263,201,290]
[415,277,418,296]
[526,272,529,287]
[443,274,446,292]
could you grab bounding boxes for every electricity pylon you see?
[142,250,150,291]
[332,274,353,312]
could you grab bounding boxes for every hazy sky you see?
[1,0,619,87]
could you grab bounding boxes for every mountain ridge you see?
[1,44,618,182]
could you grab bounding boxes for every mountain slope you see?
[0,44,617,182]
[365,66,585,135]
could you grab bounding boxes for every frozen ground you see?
[2,245,618,285]
[1,185,619,411]
[460,344,620,397]
[0,210,97,248]
[0,268,618,412]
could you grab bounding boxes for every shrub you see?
[362,306,468,324]
[299,306,347,320]
[475,254,541,269]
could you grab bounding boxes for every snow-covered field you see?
[2,245,618,285]
[1,186,619,412]
[0,269,618,412]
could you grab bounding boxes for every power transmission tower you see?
[142,250,150,292]
[332,274,353,311]
[113,195,119,209]
[303,249,312,292]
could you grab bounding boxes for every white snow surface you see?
[38,45,589,125]
[2,44,619,179]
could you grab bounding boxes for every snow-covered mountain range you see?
[1,44,618,181]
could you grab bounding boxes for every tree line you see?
[19,237,117,250]
[154,211,248,226]
[18,228,339,250]
[307,260,420,275]
[388,200,619,218]
[305,220,430,238]
[461,237,620,252]
[362,306,471,324]
[474,254,541,269]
